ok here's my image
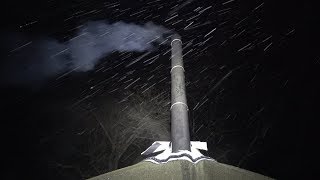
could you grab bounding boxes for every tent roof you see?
[88,160,274,180]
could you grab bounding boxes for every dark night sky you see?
[1,0,319,179]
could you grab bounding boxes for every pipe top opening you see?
[171,34,182,46]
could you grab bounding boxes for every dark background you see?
[1,0,319,179]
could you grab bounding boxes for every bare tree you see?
[76,88,170,175]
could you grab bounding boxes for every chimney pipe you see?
[170,34,191,152]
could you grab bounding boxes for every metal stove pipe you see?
[170,34,191,152]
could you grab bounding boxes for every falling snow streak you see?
[263,42,272,52]
[204,28,217,38]
[142,83,157,93]
[222,0,236,6]
[9,41,33,53]
[124,78,140,89]
[125,52,152,68]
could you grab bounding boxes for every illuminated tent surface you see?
[88,159,273,180]
[88,141,273,180]
[88,35,274,180]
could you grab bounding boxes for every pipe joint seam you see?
[170,102,189,111]
[170,65,185,73]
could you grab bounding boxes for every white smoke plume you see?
[1,21,171,86]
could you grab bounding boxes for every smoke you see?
[1,21,171,87]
